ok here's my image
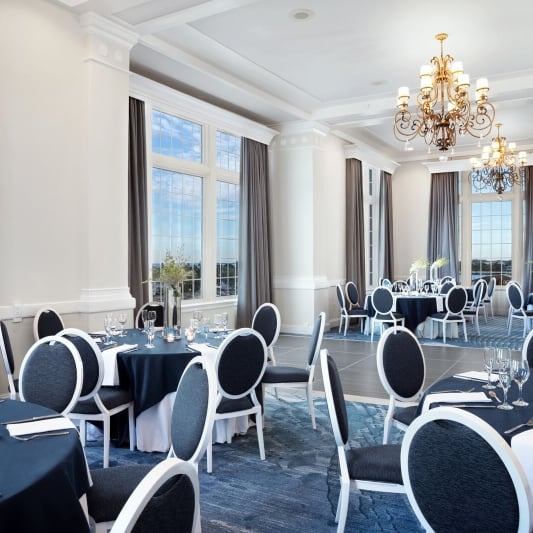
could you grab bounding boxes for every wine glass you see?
[213,314,222,338]
[145,319,155,349]
[118,313,127,337]
[103,316,115,346]
[512,358,530,407]
[497,361,513,410]
[202,318,210,341]
[148,310,157,324]
[221,312,229,337]
[482,346,496,389]
[141,309,148,332]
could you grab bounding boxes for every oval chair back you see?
[345,282,360,308]
[19,335,83,415]
[445,286,468,315]
[33,308,65,341]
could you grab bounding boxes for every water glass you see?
[118,313,127,337]
[103,316,115,346]
[221,312,229,336]
[497,362,513,410]
[145,319,155,349]
[482,346,496,390]
[512,358,530,407]
[141,309,148,331]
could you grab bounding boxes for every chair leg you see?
[370,318,374,342]
[336,478,350,532]
[128,404,136,451]
[103,417,110,469]
[206,436,213,473]
[307,383,316,430]
[79,420,86,447]
[344,315,349,336]
[338,316,343,334]
[255,410,266,461]
[443,322,447,343]
[463,320,468,342]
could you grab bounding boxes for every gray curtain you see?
[128,97,150,315]
[345,158,366,296]
[427,172,459,281]
[522,166,533,296]
[236,138,272,328]
[378,170,394,281]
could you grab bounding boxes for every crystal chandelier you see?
[394,33,495,152]
[470,123,527,194]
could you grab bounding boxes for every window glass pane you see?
[471,200,512,285]
[152,169,203,300]
[216,180,239,296]
[152,110,202,163]
[216,131,240,172]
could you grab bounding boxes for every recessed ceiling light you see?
[290,9,315,21]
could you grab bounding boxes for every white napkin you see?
[187,343,218,361]
[511,429,533,492]
[454,371,498,382]
[422,391,491,412]
[102,344,138,386]
[7,417,76,437]
[435,296,444,312]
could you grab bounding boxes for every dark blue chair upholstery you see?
[370,287,405,341]
[251,302,280,363]
[19,336,82,415]
[33,308,65,341]
[402,407,532,532]
[377,326,425,443]
[337,284,367,336]
[429,285,468,342]
[88,356,215,530]
[507,282,533,337]
[320,349,404,532]
[261,312,325,429]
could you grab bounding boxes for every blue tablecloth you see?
[111,329,200,416]
[0,400,91,532]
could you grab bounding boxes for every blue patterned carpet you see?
[85,394,422,532]
[325,315,527,350]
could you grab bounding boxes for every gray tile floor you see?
[273,333,485,402]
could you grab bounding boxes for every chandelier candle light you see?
[394,33,495,152]
[470,123,527,194]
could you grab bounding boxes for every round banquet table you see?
[417,376,533,444]
[0,399,91,533]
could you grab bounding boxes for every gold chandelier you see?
[470,123,527,194]
[394,33,495,152]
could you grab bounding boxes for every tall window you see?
[460,171,522,287]
[149,109,241,301]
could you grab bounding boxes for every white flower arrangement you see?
[410,258,429,273]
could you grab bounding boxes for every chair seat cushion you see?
[218,395,254,414]
[430,312,463,321]
[346,444,402,484]
[72,387,133,414]
[392,405,418,426]
[347,309,368,318]
[375,312,403,321]
[88,465,152,522]
[262,366,310,384]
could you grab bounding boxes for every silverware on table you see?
[431,388,475,394]
[488,390,502,403]
[504,417,533,435]
[443,404,498,409]
[1,414,61,425]
[12,431,70,441]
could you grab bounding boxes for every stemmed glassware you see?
[118,313,128,337]
[141,309,148,332]
[213,314,222,338]
[482,346,496,390]
[512,358,530,407]
[145,319,155,349]
[221,312,229,337]
[497,357,513,410]
[103,315,115,346]
[202,318,210,341]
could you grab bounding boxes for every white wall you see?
[391,162,432,279]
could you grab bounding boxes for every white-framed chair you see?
[135,302,165,328]
[429,285,468,343]
[19,335,83,415]
[33,307,65,341]
[438,280,455,295]
[261,312,325,430]
[463,278,488,335]
[88,355,216,533]
[336,284,367,335]
[507,281,533,337]
[401,406,533,533]
[57,328,136,468]
[376,326,425,444]
[0,320,18,399]
[522,328,533,368]
[107,458,200,533]
[369,286,405,342]
[251,302,281,364]
[484,276,497,317]
[207,328,268,473]
[320,349,404,533]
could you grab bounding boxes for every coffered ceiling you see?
[55,0,533,164]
